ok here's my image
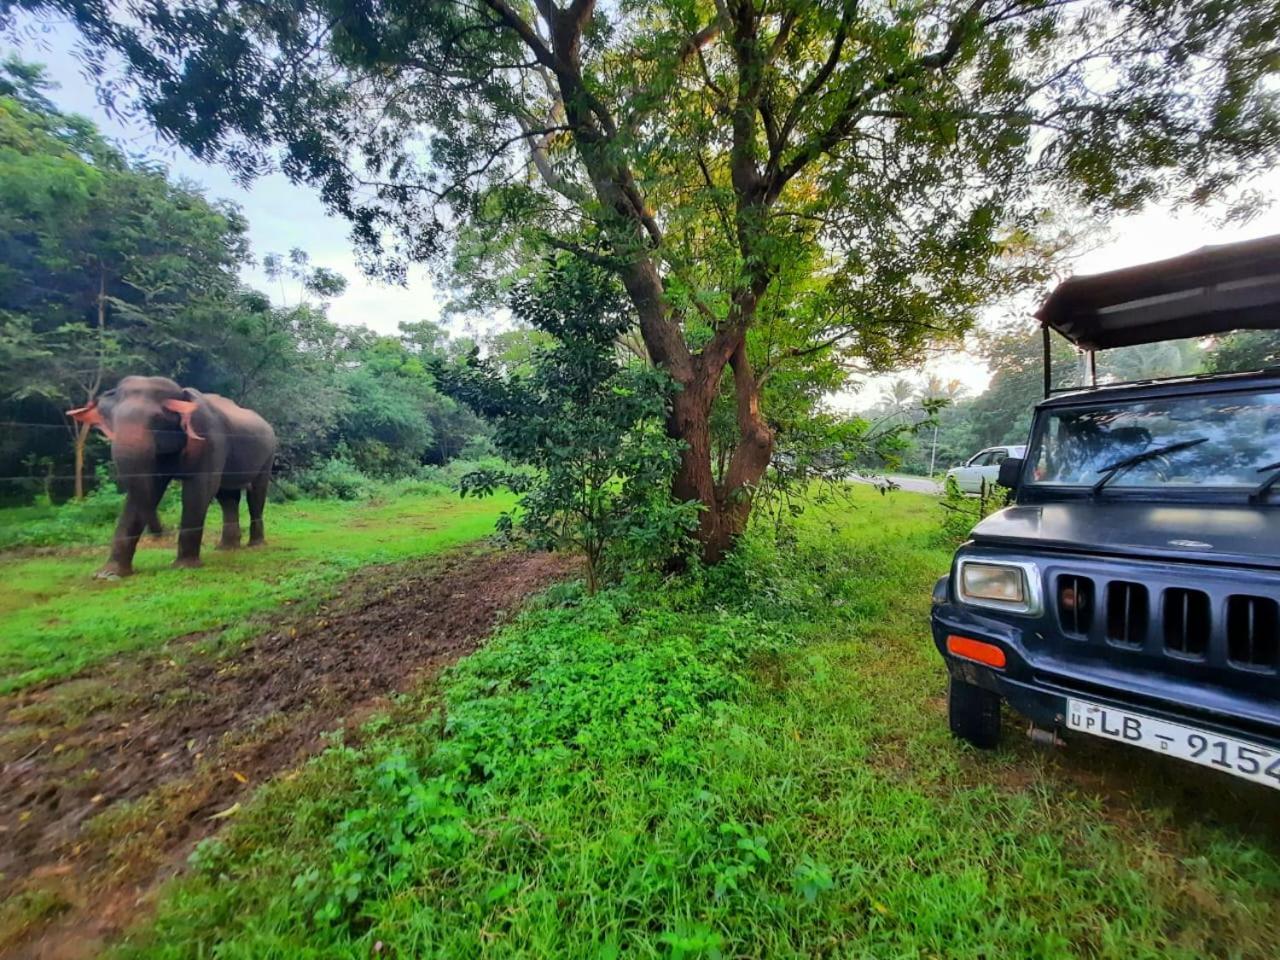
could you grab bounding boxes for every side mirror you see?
[997,457,1024,490]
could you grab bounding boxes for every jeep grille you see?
[1105,581,1148,648]
[1226,596,1279,670]
[1057,574,1094,638]
[1164,588,1211,658]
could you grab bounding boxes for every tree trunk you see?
[667,332,774,565]
[668,380,720,556]
[536,3,774,563]
[73,424,88,500]
[708,337,775,561]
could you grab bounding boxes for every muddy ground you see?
[0,546,572,959]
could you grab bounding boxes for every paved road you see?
[850,473,943,495]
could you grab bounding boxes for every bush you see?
[937,474,1008,544]
[266,476,303,503]
[290,458,376,501]
[446,260,698,591]
[457,435,498,460]
[283,456,518,503]
[0,482,126,550]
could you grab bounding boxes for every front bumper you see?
[931,576,1280,751]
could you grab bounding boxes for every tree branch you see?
[772,0,988,190]
[773,2,855,161]
[477,0,562,73]
[438,124,574,200]
[540,234,620,267]
[757,330,849,385]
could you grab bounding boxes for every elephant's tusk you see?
[162,398,204,441]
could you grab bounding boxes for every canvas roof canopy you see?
[1035,233,1280,351]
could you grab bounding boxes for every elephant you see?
[67,375,277,578]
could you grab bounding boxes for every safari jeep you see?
[932,235,1280,791]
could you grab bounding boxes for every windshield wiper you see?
[1091,437,1209,495]
[1251,460,1280,504]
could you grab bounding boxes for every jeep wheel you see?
[948,676,1002,749]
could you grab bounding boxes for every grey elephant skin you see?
[68,376,278,577]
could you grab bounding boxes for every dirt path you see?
[0,546,573,959]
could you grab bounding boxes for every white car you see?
[946,445,1026,494]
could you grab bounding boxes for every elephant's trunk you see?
[109,404,189,471]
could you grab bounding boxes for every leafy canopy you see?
[0,73,248,404]
[6,0,1276,375]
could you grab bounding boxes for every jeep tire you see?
[948,676,1002,749]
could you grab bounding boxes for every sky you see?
[904,193,1280,403]
[7,18,1280,405]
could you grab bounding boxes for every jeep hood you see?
[971,502,1280,570]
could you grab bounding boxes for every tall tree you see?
[0,77,248,495]
[14,0,1277,556]
[965,324,1078,448]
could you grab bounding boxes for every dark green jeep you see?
[932,235,1280,791]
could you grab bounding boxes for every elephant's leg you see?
[246,470,269,547]
[98,492,150,579]
[216,489,242,549]
[147,475,172,536]
[174,479,213,569]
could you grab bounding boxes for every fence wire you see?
[1,419,291,485]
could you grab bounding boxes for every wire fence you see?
[1,419,292,488]
[2,420,283,440]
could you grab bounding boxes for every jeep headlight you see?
[956,559,1041,614]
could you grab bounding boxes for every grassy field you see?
[103,485,1279,959]
[0,489,513,692]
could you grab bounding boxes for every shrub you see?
[290,458,375,501]
[457,435,498,460]
[0,468,128,550]
[938,474,1008,544]
[446,260,698,591]
[266,476,303,503]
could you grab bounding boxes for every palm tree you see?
[918,377,965,476]
[879,377,918,418]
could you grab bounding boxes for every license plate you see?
[1066,698,1280,791]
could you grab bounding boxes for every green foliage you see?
[107,487,1280,959]
[0,467,124,549]
[291,457,376,502]
[0,65,257,495]
[0,73,247,402]
[453,262,698,589]
[938,473,1008,544]
[1205,329,1280,373]
[0,72,492,502]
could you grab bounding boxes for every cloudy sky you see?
[8,19,1280,402]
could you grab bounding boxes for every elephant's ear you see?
[161,396,205,442]
[67,401,115,440]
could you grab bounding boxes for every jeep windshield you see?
[1026,387,1280,493]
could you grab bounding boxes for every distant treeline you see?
[0,60,497,504]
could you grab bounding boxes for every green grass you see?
[105,484,1279,959]
[0,490,513,692]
